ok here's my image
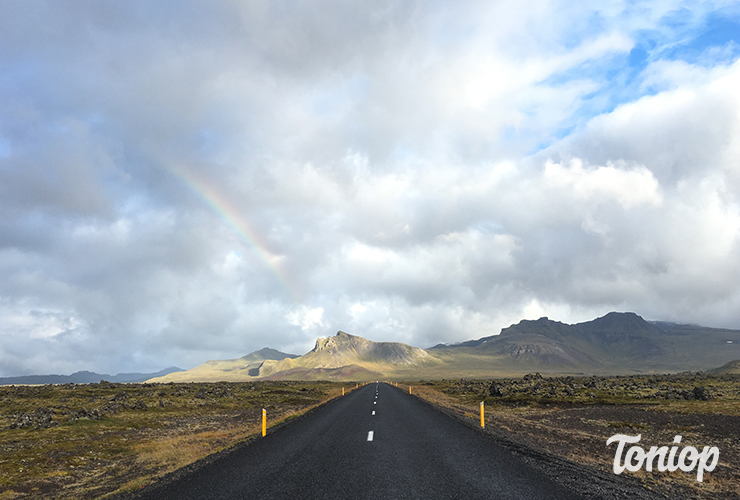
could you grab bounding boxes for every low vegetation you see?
[406,373,740,499]
[6,373,739,499]
[0,380,344,499]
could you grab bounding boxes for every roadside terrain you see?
[0,380,344,499]
[3,374,738,499]
[407,373,740,499]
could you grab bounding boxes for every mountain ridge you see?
[13,312,739,384]
[432,312,740,374]
[0,367,183,386]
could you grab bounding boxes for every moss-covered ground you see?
[0,380,346,499]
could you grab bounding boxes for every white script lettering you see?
[606,434,719,482]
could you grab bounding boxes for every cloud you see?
[1,1,740,375]
[543,158,663,209]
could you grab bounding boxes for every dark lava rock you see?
[489,382,505,397]
[98,402,120,414]
[98,380,118,389]
[693,385,712,400]
[33,407,57,428]
[8,412,33,429]
[68,408,101,421]
[7,407,58,429]
[111,390,129,402]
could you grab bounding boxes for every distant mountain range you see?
[0,367,183,386]
[9,312,740,384]
[150,312,740,382]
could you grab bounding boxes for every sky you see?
[2,1,740,376]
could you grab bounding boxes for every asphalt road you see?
[133,383,586,500]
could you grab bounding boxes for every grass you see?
[0,380,348,499]
[607,420,651,430]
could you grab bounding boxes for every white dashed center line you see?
[367,431,374,441]
[372,410,375,415]
[373,401,376,404]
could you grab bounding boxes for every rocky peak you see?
[313,331,359,352]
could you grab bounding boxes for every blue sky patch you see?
[655,9,740,64]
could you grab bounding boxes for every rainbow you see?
[165,164,301,302]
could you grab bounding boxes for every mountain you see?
[255,331,441,379]
[490,312,667,364]
[0,367,183,386]
[149,332,440,382]
[432,312,740,374]
[147,348,298,383]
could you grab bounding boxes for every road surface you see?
[132,382,587,499]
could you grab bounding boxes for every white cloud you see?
[544,158,663,209]
[287,306,326,333]
[2,1,740,374]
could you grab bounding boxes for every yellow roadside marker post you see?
[480,402,485,428]
[409,386,412,395]
[342,387,345,396]
[262,408,267,437]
